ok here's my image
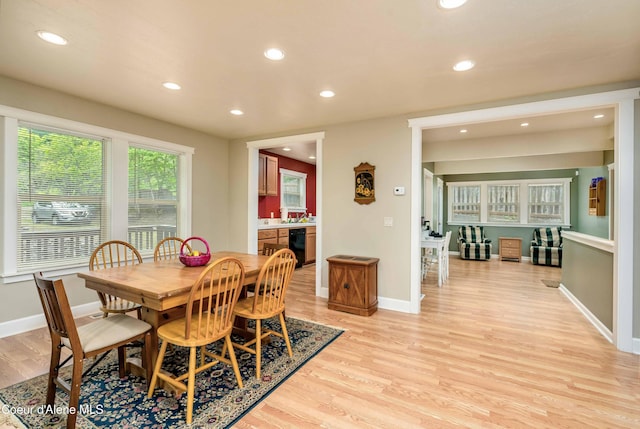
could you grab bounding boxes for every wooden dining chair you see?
[231,248,296,379]
[34,272,153,429]
[153,236,191,261]
[147,257,246,425]
[261,242,288,256]
[441,230,452,284]
[247,242,289,296]
[89,240,143,318]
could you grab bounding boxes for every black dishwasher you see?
[289,228,306,268]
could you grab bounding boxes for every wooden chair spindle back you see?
[89,240,142,270]
[184,257,245,341]
[154,237,191,261]
[252,248,296,314]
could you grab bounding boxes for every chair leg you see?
[46,342,62,406]
[279,312,293,357]
[117,346,126,378]
[142,332,153,384]
[186,346,197,425]
[224,335,243,389]
[255,319,262,379]
[147,340,169,397]
[66,355,83,429]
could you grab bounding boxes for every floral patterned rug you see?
[0,317,343,428]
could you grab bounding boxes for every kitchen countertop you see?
[258,221,316,230]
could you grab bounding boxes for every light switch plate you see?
[383,217,393,227]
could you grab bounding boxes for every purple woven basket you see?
[179,236,211,267]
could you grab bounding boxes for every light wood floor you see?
[1,258,639,428]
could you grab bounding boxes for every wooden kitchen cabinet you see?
[305,226,316,263]
[258,153,278,196]
[257,229,277,253]
[499,237,522,262]
[278,228,289,248]
[327,255,378,316]
[258,228,289,253]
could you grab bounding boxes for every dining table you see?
[77,250,271,381]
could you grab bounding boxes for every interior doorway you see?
[410,87,637,352]
[246,132,325,298]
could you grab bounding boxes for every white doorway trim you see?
[246,132,325,297]
[423,168,433,230]
[409,87,638,352]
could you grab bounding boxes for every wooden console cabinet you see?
[499,237,522,262]
[327,255,379,316]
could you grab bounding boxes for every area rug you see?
[0,317,343,428]
[542,279,561,288]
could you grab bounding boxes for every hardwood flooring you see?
[1,258,639,428]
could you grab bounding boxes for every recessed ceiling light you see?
[438,0,468,9]
[264,48,285,61]
[309,155,316,160]
[520,122,529,127]
[36,30,68,46]
[453,60,475,72]
[593,114,605,119]
[459,129,468,133]
[162,82,181,90]
[230,109,244,116]
[319,90,335,98]
[282,147,292,151]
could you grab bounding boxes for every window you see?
[1,113,193,282]
[487,184,519,223]
[528,183,564,224]
[17,124,107,273]
[450,185,480,222]
[447,179,571,226]
[128,146,179,255]
[280,168,307,213]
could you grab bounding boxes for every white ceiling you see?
[0,0,639,150]
[422,107,615,142]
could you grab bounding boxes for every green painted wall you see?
[442,169,577,256]
[576,166,610,239]
[561,239,613,331]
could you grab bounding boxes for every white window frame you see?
[447,178,572,226]
[279,168,307,213]
[0,107,194,283]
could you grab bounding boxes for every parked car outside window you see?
[31,201,90,225]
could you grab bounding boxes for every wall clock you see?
[354,162,375,205]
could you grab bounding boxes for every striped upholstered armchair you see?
[530,227,562,267]
[458,226,492,260]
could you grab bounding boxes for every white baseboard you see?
[378,296,412,313]
[0,301,101,339]
[558,283,614,344]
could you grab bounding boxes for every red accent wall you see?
[258,150,316,219]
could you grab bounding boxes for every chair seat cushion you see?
[64,314,151,353]
[459,242,492,260]
[101,299,141,313]
[530,245,562,267]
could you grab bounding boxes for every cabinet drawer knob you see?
[343,283,350,289]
